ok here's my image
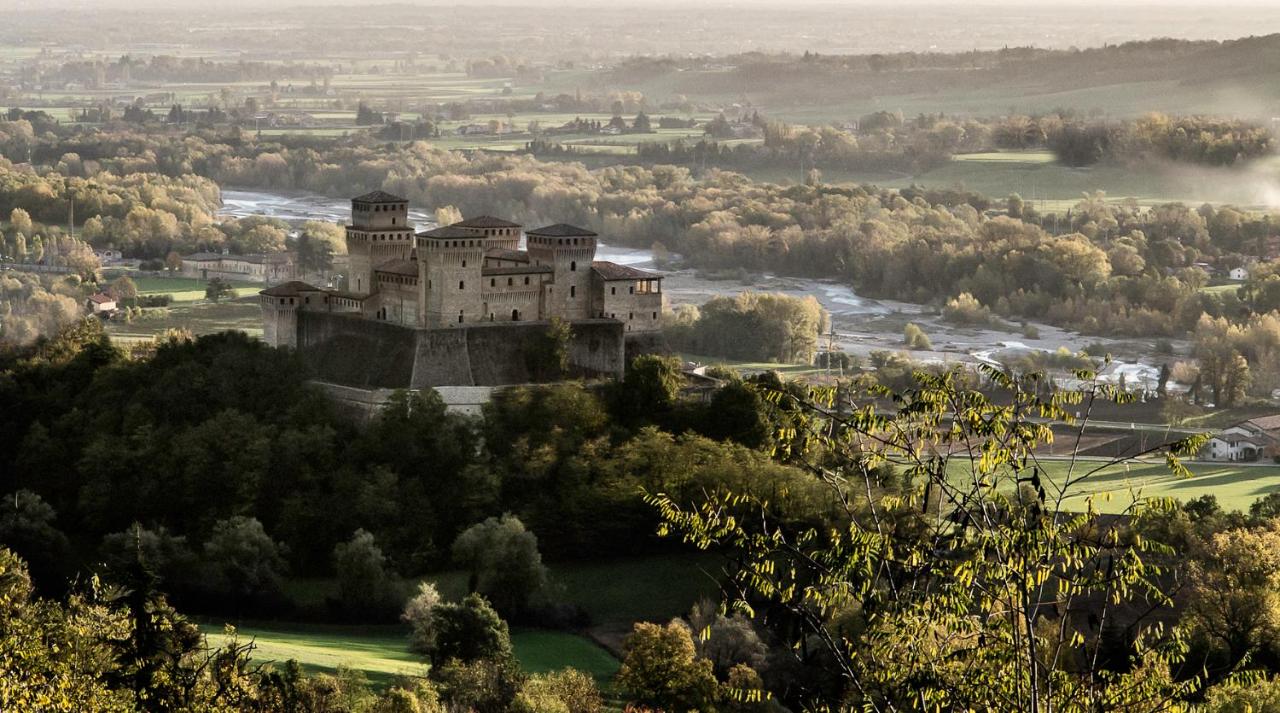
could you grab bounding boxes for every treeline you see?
[46,55,335,86]
[1049,114,1274,167]
[0,323,833,615]
[663,292,828,364]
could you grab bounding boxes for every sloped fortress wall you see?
[295,312,624,388]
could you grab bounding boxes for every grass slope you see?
[200,624,619,686]
[948,459,1280,514]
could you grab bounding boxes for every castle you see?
[258,191,665,388]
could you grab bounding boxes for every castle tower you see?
[526,224,597,321]
[453,215,522,252]
[259,281,327,348]
[416,226,485,327]
[345,190,415,295]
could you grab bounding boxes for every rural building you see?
[1202,415,1280,462]
[86,293,117,314]
[181,251,296,283]
[1229,267,1249,281]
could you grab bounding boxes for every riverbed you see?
[220,187,1177,385]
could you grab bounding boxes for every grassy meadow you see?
[200,624,619,686]
[946,458,1280,514]
[201,553,713,687]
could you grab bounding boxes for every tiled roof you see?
[183,252,223,261]
[592,261,661,281]
[1245,414,1280,432]
[260,281,322,297]
[353,190,406,204]
[87,293,115,304]
[484,248,530,263]
[375,259,419,277]
[418,226,480,240]
[527,223,597,238]
[454,216,521,229]
[482,265,553,276]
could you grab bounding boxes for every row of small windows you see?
[356,203,406,212]
[531,236,593,247]
[490,276,533,287]
[608,280,661,295]
[602,311,660,321]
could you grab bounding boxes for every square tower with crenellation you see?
[345,191,415,296]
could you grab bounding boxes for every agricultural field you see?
[100,274,265,343]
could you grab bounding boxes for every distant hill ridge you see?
[605,35,1280,116]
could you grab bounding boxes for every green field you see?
[949,458,1280,514]
[200,624,619,686]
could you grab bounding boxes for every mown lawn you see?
[200,623,619,686]
[946,458,1280,514]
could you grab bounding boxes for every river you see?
[220,187,1172,385]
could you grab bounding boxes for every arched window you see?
[508,277,513,286]
[458,312,464,323]
[459,280,465,290]
[570,261,577,271]
[512,309,520,321]
[524,276,529,285]
[570,285,576,298]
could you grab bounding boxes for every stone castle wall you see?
[295,311,626,389]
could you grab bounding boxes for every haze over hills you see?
[4,3,1280,57]
[589,34,1280,119]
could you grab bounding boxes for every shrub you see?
[903,323,933,351]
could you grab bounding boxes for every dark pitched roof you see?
[183,252,223,261]
[592,261,661,281]
[417,226,479,240]
[527,223,597,238]
[88,293,115,304]
[453,216,521,229]
[353,190,406,204]
[482,264,553,276]
[375,259,419,277]
[260,281,322,297]
[484,247,530,263]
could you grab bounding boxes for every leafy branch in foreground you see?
[649,365,1212,712]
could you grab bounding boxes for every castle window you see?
[458,312,464,323]
[610,286,616,295]
[524,276,529,285]
[570,285,576,298]
[512,309,520,321]
[570,261,576,271]
[490,278,495,287]
[629,286,635,294]
[629,313,634,319]
[653,312,658,319]
[392,218,396,225]
[462,260,467,267]
[507,277,513,286]
[459,280,465,290]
